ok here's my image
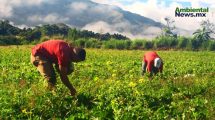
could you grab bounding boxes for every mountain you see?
[0,0,163,38]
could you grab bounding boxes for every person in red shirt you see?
[30,40,86,96]
[142,51,163,76]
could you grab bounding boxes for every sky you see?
[91,0,215,36]
[0,0,214,38]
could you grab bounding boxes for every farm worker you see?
[141,51,163,76]
[30,40,86,96]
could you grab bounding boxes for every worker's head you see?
[154,58,161,68]
[71,47,86,62]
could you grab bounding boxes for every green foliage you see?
[67,28,78,41]
[85,38,101,48]
[193,27,211,41]
[79,37,215,51]
[40,24,69,37]
[142,40,153,49]
[102,41,115,49]
[0,20,21,36]
[193,20,215,41]
[130,39,153,50]
[0,47,215,119]
[102,40,131,49]
[73,38,86,47]
[19,29,42,42]
[177,37,189,49]
[189,39,202,50]
[208,41,215,51]
[0,20,214,51]
[0,36,20,45]
[200,40,210,50]
[154,36,177,49]
[0,20,128,45]
[130,40,144,49]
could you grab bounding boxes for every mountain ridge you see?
[1,0,164,38]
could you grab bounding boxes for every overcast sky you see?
[92,0,215,35]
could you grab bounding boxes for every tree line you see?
[0,19,215,51]
[0,20,128,45]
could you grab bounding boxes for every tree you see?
[0,20,21,35]
[201,20,214,39]
[193,27,211,41]
[56,23,69,36]
[68,28,78,41]
[41,24,52,37]
[162,17,177,37]
[193,20,215,41]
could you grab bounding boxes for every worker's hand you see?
[58,65,77,96]
[70,88,77,96]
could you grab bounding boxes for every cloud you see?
[122,0,203,33]
[144,26,162,35]
[0,1,13,17]
[82,21,139,38]
[174,0,215,7]
[82,20,162,39]
[91,0,124,8]
[69,2,88,11]
[92,0,215,36]
[82,21,113,33]
[1,0,214,39]
[12,0,45,6]
[0,0,51,18]
[27,13,69,24]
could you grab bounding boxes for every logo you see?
[175,7,209,17]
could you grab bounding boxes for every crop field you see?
[0,46,215,119]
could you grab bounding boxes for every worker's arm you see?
[55,62,74,75]
[159,62,163,73]
[141,61,147,75]
[67,62,74,75]
[58,65,76,96]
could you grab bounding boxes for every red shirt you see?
[143,51,163,72]
[32,40,72,67]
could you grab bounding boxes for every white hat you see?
[154,58,161,68]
